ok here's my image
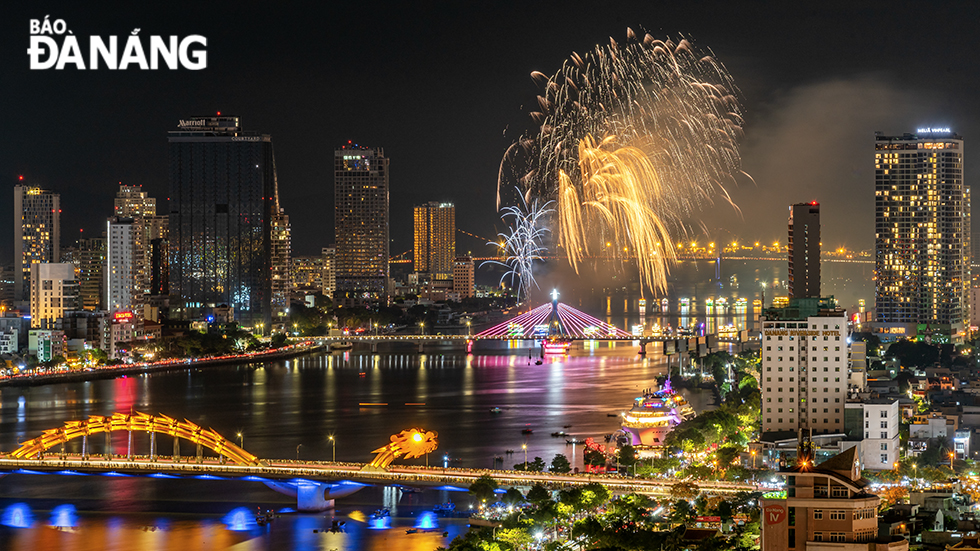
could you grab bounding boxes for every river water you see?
[0,342,716,550]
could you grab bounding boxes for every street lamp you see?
[522,443,528,469]
[237,432,244,448]
[951,452,956,469]
[374,322,378,336]
[297,444,303,461]
[420,321,425,335]
[329,435,335,462]
[466,320,471,336]
[750,449,757,469]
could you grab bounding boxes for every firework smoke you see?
[482,191,554,304]
[500,30,745,296]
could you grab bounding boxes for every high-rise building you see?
[874,130,970,339]
[453,256,475,300]
[761,298,848,436]
[106,217,137,314]
[322,246,336,299]
[270,208,291,323]
[13,183,60,303]
[78,237,106,311]
[788,202,820,299]
[291,256,324,291]
[334,145,389,305]
[29,263,78,329]
[168,116,282,329]
[760,448,905,551]
[414,202,455,278]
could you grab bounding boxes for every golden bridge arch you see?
[8,411,263,466]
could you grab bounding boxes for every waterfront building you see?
[168,116,282,329]
[0,265,15,309]
[334,145,389,305]
[453,256,475,300]
[106,216,138,316]
[0,328,17,354]
[13,183,60,303]
[322,247,336,299]
[414,202,455,279]
[29,263,78,329]
[291,255,324,292]
[761,298,849,436]
[270,208,291,324]
[874,130,970,341]
[789,202,820,299]
[78,237,106,311]
[760,447,907,551]
[28,329,66,362]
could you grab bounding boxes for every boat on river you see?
[620,378,695,451]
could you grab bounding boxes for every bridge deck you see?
[0,455,755,495]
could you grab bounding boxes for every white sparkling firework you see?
[482,192,554,304]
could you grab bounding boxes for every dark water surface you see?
[0,342,716,550]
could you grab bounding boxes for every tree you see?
[526,484,551,504]
[885,339,939,369]
[578,482,610,510]
[584,448,606,467]
[670,481,700,501]
[496,528,533,550]
[270,333,288,348]
[671,499,696,523]
[469,474,498,503]
[550,453,571,473]
[618,444,638,468]
[530,456,545,471]
[502,488,525,506]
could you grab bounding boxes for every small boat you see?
[489,407,502,413]
[406,528,419,534]
[563,424,572,429]
[329,341,354,351]
[399,486,423,493]
[433,502,456,513]
[566,438,585,445]
[607,413,619,417]
[521,428,533,435]
[505,449,514,454]
[550,431,567,437]
[534,360,543,365]
[371,508,390,519]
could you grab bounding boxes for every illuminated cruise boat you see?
[621,380,695,450]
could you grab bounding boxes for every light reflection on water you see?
[0,339,721,549]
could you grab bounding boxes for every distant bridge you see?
[2,412,756,511]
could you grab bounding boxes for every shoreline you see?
[0,345,323,388]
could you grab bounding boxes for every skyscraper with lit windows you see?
[414,202,455,279]
[168,116,281,329]
[874,130,969,339]
[13,183,60,303]
[334,144,389,305]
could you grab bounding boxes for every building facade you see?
[453,256,475,300]
[270,208,291,324]
[789,202,821,299]
[78,237,106,311]
[874,130,970,340]
[168,116,282,329]
[29,263,78,329]
[13,183,60,303]
[106,217,137,315]
[414,202,455,278]
[334,145,389,305]
[760,448,906,551]
[762,299,849,436]
[322,246,336,299]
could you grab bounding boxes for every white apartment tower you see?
[106,217,137,314]
[874,130,970,339]
[29,263,77,329]
[762,304,849,436]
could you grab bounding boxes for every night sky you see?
[3,1,979,265]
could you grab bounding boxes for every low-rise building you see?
[28,329,66,362]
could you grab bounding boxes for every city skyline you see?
[2,2,979,265]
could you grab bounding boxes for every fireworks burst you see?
[482,191,554,304]
[499,30,746,296]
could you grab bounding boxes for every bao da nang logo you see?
[28,16,206,70]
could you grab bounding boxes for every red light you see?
[217,111,221,116]
[18,175,24,181]
[810,201,818,205]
